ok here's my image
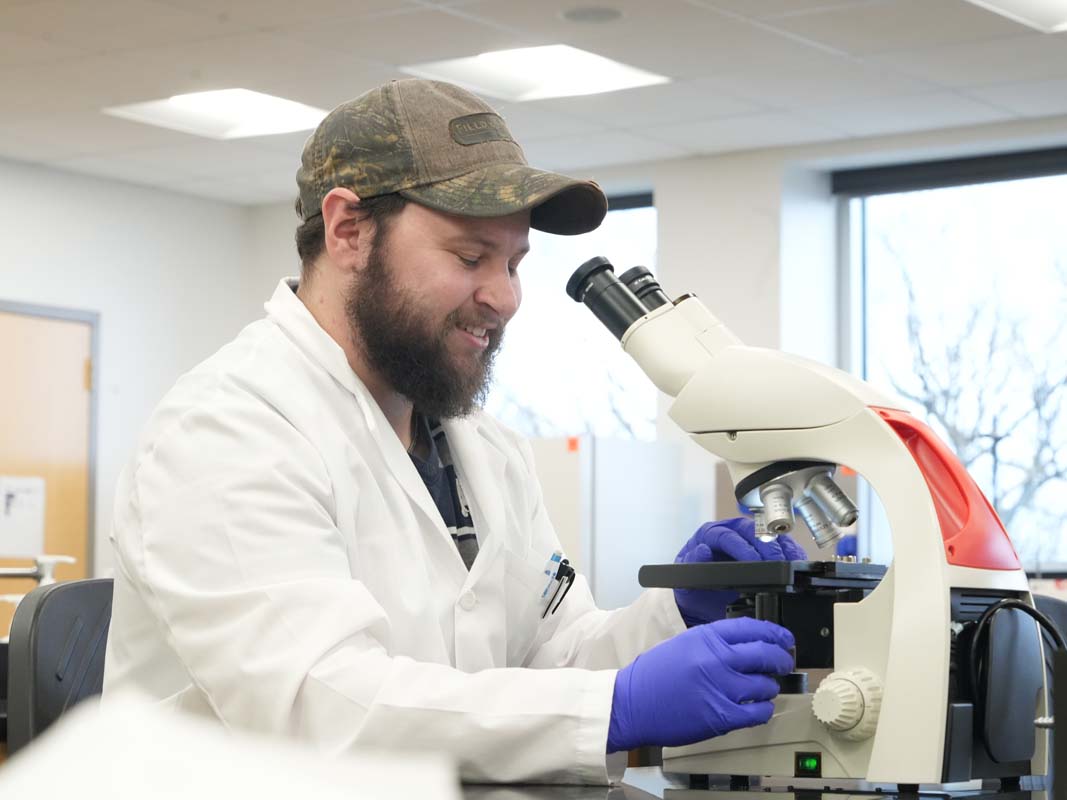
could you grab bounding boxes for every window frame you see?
[834,149,1067,576]
[831,146,1067,198]
[607,192,654,211]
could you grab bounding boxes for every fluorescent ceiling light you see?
[964,0,1067,32]
[400,44,669,102]
[103,89,328,139]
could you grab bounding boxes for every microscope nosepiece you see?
[759,483,795,534]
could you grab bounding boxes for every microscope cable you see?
[967,598,1065,736]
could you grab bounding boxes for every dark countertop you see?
[462,768,682,800]
[462,769,1048,800]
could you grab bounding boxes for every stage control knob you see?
[812,668,882,741]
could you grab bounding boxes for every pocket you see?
[504,546,550,611]
[503,547,555,665]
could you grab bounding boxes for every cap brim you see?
[400,163,607,235]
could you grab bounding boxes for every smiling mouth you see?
[458,324,490,348]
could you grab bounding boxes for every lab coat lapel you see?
[265,279,468,583]
[264,279,369,405]
[443,417,509,670]
[376,418,471,583]
[442,418,508,585]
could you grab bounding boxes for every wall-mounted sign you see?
[0,476,46,557]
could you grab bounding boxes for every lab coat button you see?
[459,591,477,611]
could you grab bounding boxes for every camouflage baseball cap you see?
[296,79,607,235]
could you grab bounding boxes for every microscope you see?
[567,257,1051,791]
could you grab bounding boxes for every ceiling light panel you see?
[103,89,328,139]
[400,45,669,102]
[964,0,1067,32]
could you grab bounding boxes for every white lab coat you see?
[103,279,685,784]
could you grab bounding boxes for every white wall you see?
[246,199,303,304]
[0,159,262,573]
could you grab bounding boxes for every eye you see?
[457,253,481,267]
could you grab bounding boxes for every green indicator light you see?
[795,753,822,776]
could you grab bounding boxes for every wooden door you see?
[0,306,94,637]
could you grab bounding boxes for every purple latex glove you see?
[607,617,795,752]
[836,534,858,557]
[674,517,808,627]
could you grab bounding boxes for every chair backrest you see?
[1034,593,1067,785]
[6,578,113,755]
[1035,593,1067,647]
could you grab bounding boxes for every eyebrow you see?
[446,234,530,256]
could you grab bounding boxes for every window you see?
[838,152,1067,570]
[485,196,658,441]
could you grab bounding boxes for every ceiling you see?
[2,0,1066,205]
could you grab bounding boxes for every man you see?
[103,79,803,784]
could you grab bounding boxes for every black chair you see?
[0,640,8,745]
[1035,593,1067,648]
[6,579,113,755]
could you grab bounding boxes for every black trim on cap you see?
[532,184,608,235]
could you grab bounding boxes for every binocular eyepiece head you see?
[567,257,669,340]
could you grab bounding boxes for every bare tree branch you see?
[888,261,1067,532]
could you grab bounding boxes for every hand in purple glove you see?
[607,617,795,752]
[674,517,808,627]
[835,534,858,557]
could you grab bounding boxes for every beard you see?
[345,235,504,420]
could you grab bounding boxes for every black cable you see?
[967,598,1066,733]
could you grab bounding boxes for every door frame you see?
[0,300,100,575]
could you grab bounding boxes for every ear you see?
[321,187,374,274]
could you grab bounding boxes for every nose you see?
[474,262,521,322]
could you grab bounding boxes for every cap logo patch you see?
[449,113,512,146]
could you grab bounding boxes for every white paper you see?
[0,475,46,557]
[0,693,462,800]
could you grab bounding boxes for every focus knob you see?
[812,677,863,730]
[812,668,882,741]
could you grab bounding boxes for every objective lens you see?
[807,473,859,527]
[753,509,775,543]
[759,483,795,534]
[795,494,841,549]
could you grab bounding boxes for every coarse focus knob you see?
[812,668,882,741]
[812,677,862,729]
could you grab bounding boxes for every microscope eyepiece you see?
[565,255,612,302]
[619,266,671,311]
[567,256,650,341]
